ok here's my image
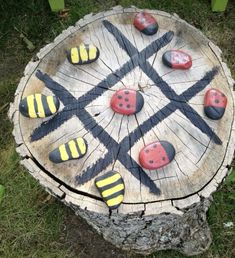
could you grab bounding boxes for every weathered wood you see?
[9,6,234,256]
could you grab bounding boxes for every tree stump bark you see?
[8,6,235,256]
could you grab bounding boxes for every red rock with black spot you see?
[134,12,158,36]
[162,50,192,69]
[204,88,227,120]
[139,141,175,170]
[110,89,144,115]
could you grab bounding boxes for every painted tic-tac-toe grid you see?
[32,19,221,196]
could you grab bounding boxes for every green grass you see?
[0,148,66,257]
[0,0,234,257]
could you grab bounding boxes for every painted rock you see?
[49,137,87,163]
[139,141,175,170]
[134,12,158,35]
[19,93,60,118]
[95,171,125,210]
[67,43,99,65]
[162,50,192,69]
[110,89,144,115]
[204,88,227,120]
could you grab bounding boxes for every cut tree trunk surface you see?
[9,6,235,256]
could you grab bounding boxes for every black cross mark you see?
[103,20,221,145]
[33,29,174,194]
[33,21,220,195]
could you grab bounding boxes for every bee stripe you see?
[68,140,79,159]
[59,144,69,161]
[98,178,123,192]
[71,47,79,63]
[79,44,88,62]
[74,140,82,157]
[89,46,97,60]
[41,94,51,116]
[103,190,124,202]
[27,95,37,118]
[102,184,124,198]
[47,96,57,114]
[76,138,86,155]
[35,94,45,118]
[96,173,121,188]
[107,195,124,207]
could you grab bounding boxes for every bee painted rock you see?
[95,171,125,210]
[204,88,227,120]
[162,50,192,69]
[19,94,60,118]
[67,43,99,65]
[110,89,144,115]
[134,12,158,35]
[139,141,175,170]
[49,137,87,163]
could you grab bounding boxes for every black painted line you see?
[179,104,222,144]
[75,108,160,193]
[31,109,75,141]
[104,20,221,144]
[36,70,75,105]
[101,23,122,68]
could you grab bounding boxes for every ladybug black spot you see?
[215,99,220,104]
[118,95,122,99]
[119,104,123,107]
[126,104,131,108]
[162,157,166,161]
[124,98,129,102]
[149,160,154,164]
[153,144,157,148]
[145,149,149,153]
[124,90,129,94]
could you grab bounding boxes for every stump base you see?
[69,198,212,256]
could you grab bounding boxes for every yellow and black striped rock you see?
[19,93,60,118]
[67,43,100,65]
[95,171,125,210]
[49,137,87,163]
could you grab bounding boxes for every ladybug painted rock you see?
[134,12,158,36]
[139,141,175,170]
[110,89,144,115]
[162,50,192,69]
[204,88,227,120]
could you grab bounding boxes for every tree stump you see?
[9,6,235,256]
